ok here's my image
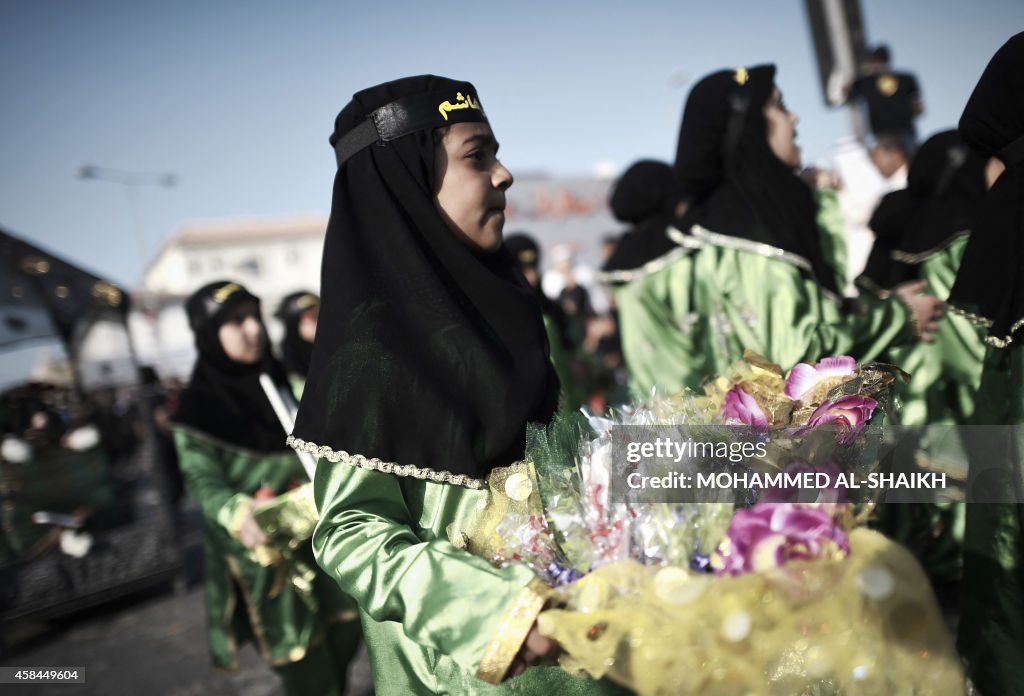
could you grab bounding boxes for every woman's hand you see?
[507,622,560,678]
[895,280,946,342]
[238,503,271,548]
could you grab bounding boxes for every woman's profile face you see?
[298,307,319,343]
[985,156,1006,189]
[764,87,802,169]
[433,122,513,252]
[217,300,264,364]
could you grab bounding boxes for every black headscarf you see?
[290,76,559,482]
[860,130,987,293]
[275,291,320,379]
[504,232,574,349]
[174,280,293,453]
[600,160,680,280]
[673,65,841,298]
[949,32,1024,348]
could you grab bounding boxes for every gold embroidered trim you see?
[947,305,993,328]
[596,246,692,285]
[170,423,297,460]
[224,552,278,667]
[689,225,843,305]
[476,577,552,684]
[947,306,1023,349]
[854,275,893,299]
[286,435,486,489]
[985,317,1024,348]
[223,555,333,667]
[667,225,706,250]
[890,230,969,264]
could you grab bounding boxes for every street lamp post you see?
[75,164,178,267]
[76,164,179,379]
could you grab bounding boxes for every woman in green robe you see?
[663,65,945,386]
[945,32,1024,696]
[599,159,707,398]
[274,290,320,399]
[858,130,989,427]
[855,131,994,584]
[172,280,359,696]
[289,76,629,695]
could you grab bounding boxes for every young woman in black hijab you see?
[504,232,586,411]
[291,76,626,694]
[858,130,989,426]
[670,64,944,378]
[172,280,359,696]
[945,32,1024,696]
[597,159,705,396]
[274,290,320,395]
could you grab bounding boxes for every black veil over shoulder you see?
[290,75,558,484]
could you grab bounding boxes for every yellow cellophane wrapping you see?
[537,528,963,695]
[456,460,545,559]
[250,483,319,601]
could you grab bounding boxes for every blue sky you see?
[1,0,1019,287]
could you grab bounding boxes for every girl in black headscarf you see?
[597,159,706,396]
[274,290,320,395]
[504,232,587,411]
[292,76,626,694]
[858,130,989,426]
[670,64,944,378]
[172,280,360,696]
[945,32,1024,696]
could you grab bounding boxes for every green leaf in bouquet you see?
[525,412,594,570]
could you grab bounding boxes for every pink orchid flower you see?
[712,503,849,576]
[721,385,769,427]
[803,395,877,444]
[784,356,857,401]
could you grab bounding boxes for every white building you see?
[136,215,328,378]
[142,215,327,301]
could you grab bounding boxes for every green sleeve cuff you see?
[218,492,254,539]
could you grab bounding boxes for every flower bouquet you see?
[249,481,320,606]
[467,353,962,695]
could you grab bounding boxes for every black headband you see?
[187,281,260,333]
[333,89,489,167]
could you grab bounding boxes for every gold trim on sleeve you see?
[854,275,894,299]
[947,306,1022,349]
[596,245,693,285]
[890,230,969,264]
[689,225,842,305]
[596,225,702,285]
[286,435,486,489]
[476,577,552,684]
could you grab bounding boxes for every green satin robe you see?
[173,427,358,672]
[544,314,586,413]
[614,193,909,400]
[882,237,986,426]
[958,344,1024,696]
[312,461,631,695]
[815,188,849,296]
[687,227,910,379]
[611,246,705,399]
[863,240,983,583]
